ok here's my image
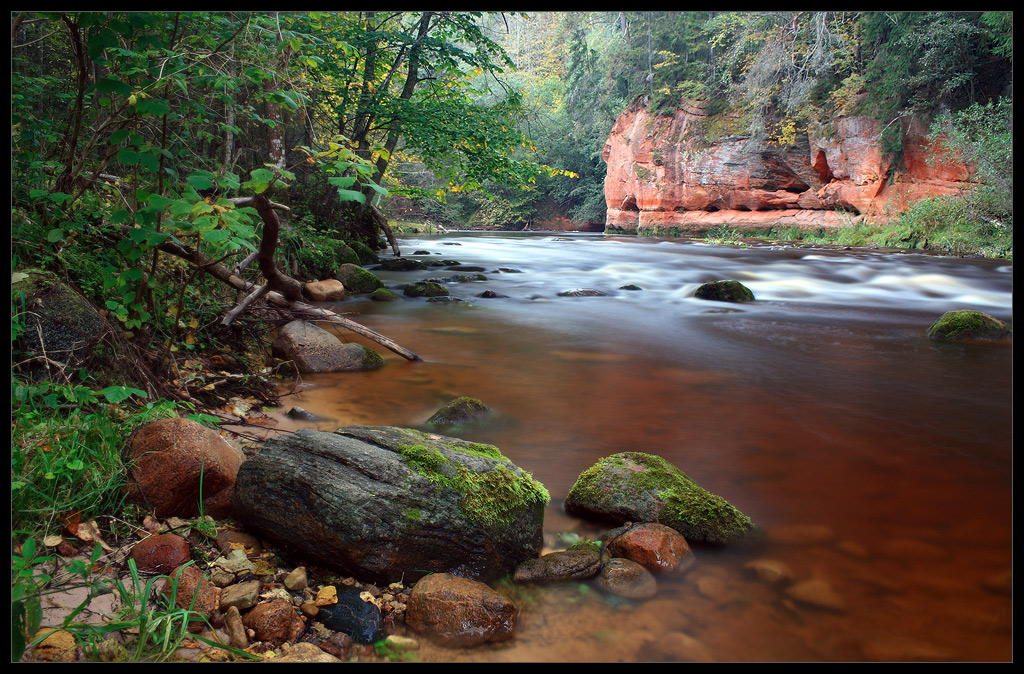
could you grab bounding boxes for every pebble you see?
[784,578,846,612]
[284,567,308,591]
[744,558,794,585]
[596,558,657,599]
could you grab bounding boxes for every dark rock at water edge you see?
[272,320,385,373]
[558,288,610,297]
[477,290,507,298]
[286,406,330,421]
[315,590,384,644]
[377,257,427,271]
[232,426,549,584]
[693,280,755,303]
[564,452,755,545]
[404,281,449,297]
[427,396,491,426]
[927,309,1011,343]
[426,296,465,303]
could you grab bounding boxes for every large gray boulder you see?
[233,426,549,584]
[271,320,384,373]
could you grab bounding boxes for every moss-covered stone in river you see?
[564,451,755,545]
[348,240,380,266]
[369,288,402,302]
[927,309,1012,343]
[336,263,384,293]
[693,280,755,303]
[403,281,449,298]
[427,396,491,426]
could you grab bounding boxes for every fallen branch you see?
[221,283,269,326]
[156,238,422,361]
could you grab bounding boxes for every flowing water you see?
[268,232,1012,662]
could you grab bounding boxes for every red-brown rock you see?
[126,417,244,519]
[130,532,191,574]
[161,563,222,631]
[405,573,518,648]
[602,99,977,234]
[602,523,694,574]
[242,598,305,646]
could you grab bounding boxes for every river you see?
[268,232,1012,662]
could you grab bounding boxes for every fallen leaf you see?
[43,535,64,547]
[74,521,113,552]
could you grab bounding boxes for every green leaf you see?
[117,148,140,166]
[336,189,366,204]
[99,385,145,403]
[46,229,64,243]
[94,77,132,97]
[186,175,215,191]
[328,176,357,189]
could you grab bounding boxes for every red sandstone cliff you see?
[602,99,976,234]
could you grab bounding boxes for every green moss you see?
[632,163,652,180]
[404,507,422,521]
[369,288,401,302]
[927,310,1012,342]
[358,345,386,369]
[397,440,549,531]
[337,243,361,266]
[348,240,380,265]
[336,263,384,293]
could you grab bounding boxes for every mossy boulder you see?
[369,288,402,302]
[336,263,385,294]
[693,280,755,303]
[404,281,449,298]
[348,240,380,266]
[564,452,755,545]
[12,268,107,368]
[337,243,361,266]
[232,426,549,584]
[427,396,491,426]
[927,309,1011,343]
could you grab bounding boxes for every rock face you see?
[564,452,755,545]
[12,268,107,369]
[272,320,385,373]
[602,99,976,234]
[232,426,549,584]
[405,573,518,648]
[126,417,245,519]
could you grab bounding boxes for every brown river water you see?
[262,232,1012,662]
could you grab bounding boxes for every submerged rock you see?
[564,452,755,545]
[233,426,549,584]
[512,545,602,585]
[427,396,491,426]
[315,589,384,644]
[693,280,755,303]
[596,557,657,599]
[927,309,1011,343]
